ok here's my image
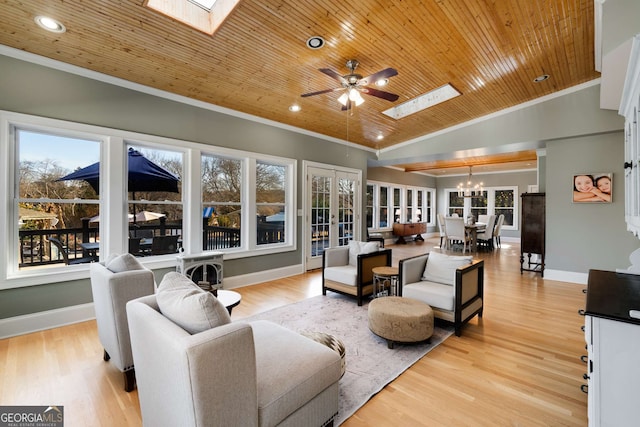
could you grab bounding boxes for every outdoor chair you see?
[150,235,179,255]
[48,237,94,265]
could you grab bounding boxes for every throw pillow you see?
[106,253,145,273]
[348,241,379,266]
[156,272,231,334]
[422,251,473,285]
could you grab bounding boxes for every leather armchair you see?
[399,252,484,336]
[322,242,392,306]
[89,256,155,391]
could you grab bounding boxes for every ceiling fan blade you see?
[359,68,398,86]
[301,88,342,97]
[360,87,400,102]
[319,68,347,84]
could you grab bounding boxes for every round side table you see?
[372,266,399,297]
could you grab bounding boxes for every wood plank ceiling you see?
[0,0,599,175]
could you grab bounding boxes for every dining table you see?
[464,222,486,252]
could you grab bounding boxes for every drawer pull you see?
[583,373,590,380]
[581,384,588,394]
[581,355,588,363]
[578,309,586,316]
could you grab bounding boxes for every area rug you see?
[243,294,454,425]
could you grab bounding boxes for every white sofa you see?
[398,252,484,336]
[89,253,156,391]
[127,273,342,427]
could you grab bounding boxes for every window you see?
[445,187,517,229]
[2,112,297,288]
[127,145,183,257]
[15,128,102,271]
[256,161,286,245]
[366,181,435,229]
[202,154,243,249]
[366,184,374,228]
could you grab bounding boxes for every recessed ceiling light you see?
[376,134,384,140]
[533,74,550,83]
[34,15,66,33]
[289,104,301,112]
[306,36,325,50]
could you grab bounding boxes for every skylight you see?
[146,0,239,35]
[382,84,461,120]
[189,0,217,10]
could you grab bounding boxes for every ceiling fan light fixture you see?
[349,88,365,106]
[337,92,349,106]
[375,78,389,87]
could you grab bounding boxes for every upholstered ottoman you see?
[368,297,434,349]
[301,331,346,378]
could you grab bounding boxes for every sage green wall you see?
[0,53,373,318]
[546,132,639,273]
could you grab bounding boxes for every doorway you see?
[304,162,361,270]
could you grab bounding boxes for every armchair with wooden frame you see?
[322,242,392,306]
[399,252,484,336]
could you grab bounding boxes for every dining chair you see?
[476,215,496,250]
[444,217,471,253]
[437,213,448,249]
[493,214,505,248]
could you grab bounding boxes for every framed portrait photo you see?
[572,173,612,203]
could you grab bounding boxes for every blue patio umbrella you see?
[58,148,179,195]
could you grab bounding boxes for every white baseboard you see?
[0,302,96,339]
[544,269,588,285]
[223,264,304,289]
[1,264,306,338]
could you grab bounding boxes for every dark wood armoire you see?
[520,192,545,276]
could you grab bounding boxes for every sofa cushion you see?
[324,265,358,286]
[156,272,231,334]
[250,320,342,427]
[106,253,145,273]
[403,281,455,311]
[422,252,472,285]
[348,241,379,266]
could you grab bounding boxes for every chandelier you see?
[457,166,484,198]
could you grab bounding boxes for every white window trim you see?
[444,186,518,230]
[367,180,436,230]
[0,110,297,289]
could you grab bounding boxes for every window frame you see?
[0,111,297,289]
[444,186,518,230]
[366,180,436,230]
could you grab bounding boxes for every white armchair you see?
[399,251,484,336]
[127,273,341,427]
[90,254,156,391]
[322,241,392,306]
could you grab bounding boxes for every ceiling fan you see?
[301,59,399,110]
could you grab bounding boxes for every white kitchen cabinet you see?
[585,270,640,427]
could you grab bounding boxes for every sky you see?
[19,130,100,173]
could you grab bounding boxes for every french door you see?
[305,163,361,270]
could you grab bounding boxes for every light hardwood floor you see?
[0,238,588,426]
